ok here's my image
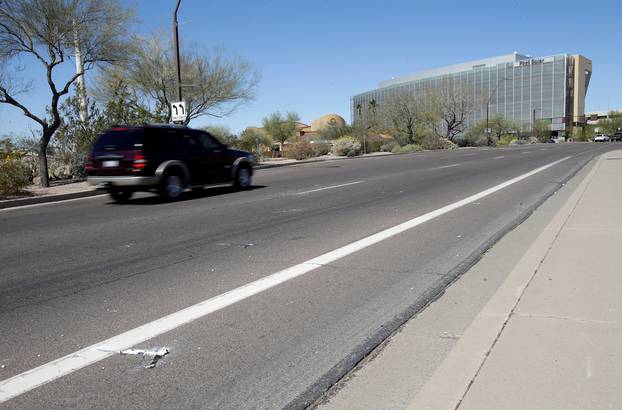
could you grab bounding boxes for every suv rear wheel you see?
[160,173,184,201]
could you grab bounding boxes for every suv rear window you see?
[93,129,144,151]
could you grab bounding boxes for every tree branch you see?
[0,85,46,128]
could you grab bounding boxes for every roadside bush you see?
[331,136,361,156]
[311,142,332,156]
[498,135,517,146]
[571,126,595,142]
[286,140,315,160]
[0,157,30,197]
[365,140,383,153]
[318,124,353,140]
[380,140,398,152]
[456,132,488,147]
[421,136,457,150]
[391,144,423,154]
[509,137,537,145]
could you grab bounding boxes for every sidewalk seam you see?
[455,153,603,408]
[512,312,622,326]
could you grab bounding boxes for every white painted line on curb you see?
[493,156,505,159]
[295,180,364,195]
[0,156,571,403]
[435,163,461,169]
[0,193,107,212]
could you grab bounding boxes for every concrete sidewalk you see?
[320,149,622,409]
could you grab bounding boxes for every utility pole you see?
[173,0,182,102]
[73,20,88,125]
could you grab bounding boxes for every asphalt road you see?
[0,143,616,409]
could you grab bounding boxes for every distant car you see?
[611,132,622,142]
[86,124,254,202]
[594,134,610,142]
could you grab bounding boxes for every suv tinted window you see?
[197,132,221,150]
[145,129,178,153]
[178,132,200,150]
[94,129,143,151]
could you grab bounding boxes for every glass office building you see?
[351,53,592,135]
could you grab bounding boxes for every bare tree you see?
[0,0,135,186]
[430,81,477,142]
[97,34,259,125]
[379,90,431,145]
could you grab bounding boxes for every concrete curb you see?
[406,152,606,410]
[0,189,102,210]
[255,153,394,169]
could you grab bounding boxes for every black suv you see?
[86,124,254,202]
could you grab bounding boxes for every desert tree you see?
[0,0,135,186]
[379,90,433,145]
[261,111,300,154]
[97,34,259,125]
[430,80,477,142]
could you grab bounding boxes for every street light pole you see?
[173,0,182,102]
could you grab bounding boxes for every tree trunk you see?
[37,129,53,187]
[37,140,50,188]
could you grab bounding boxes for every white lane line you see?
[295,180,363,195]
[0,156,571,403]
[435,163,461,169]
[493,156,505,159]
[0,194,107,212]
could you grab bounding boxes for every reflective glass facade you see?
[351,53,591,134]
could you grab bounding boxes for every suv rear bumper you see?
[87,176,160,189]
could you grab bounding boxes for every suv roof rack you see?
[143,122,189,128]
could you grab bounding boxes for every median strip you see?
[0,156,570,403]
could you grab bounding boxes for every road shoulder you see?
[316,149,605,410]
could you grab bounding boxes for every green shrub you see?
[498,134,517,146]
[421,136,457,150]
[380,140,398,152]
[456,133,488,147]
[391,144,423,154]
[365,140,383,153]
[286,140,315,160]
[0,157,31,196]
[331,136,361,156]
[311,142,332,156]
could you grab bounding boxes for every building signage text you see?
[518,58,545,67]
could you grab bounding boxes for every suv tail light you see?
[132,151,148,172]
[85,153,94,171]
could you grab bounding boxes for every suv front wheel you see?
[233,166,252,190]
[160,173,184,201]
